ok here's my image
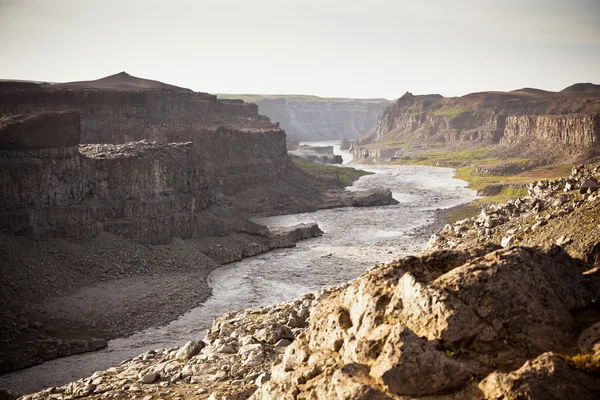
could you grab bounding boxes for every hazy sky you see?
[1,0,599,98]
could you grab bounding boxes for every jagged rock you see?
[500,236,513,248]
[349,188,398,207]
[255,372,271,386]
[140,371,159,384]
[254,246,595,399]
[255,323,294,345]
[580,178,599,194]
[369,324,475,396]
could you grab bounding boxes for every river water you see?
[0,144,477,393]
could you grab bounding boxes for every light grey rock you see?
[174,340,204,361]
[255,371,271,386]
[255,323,294,344]
[216,344,237,354]
[500,236,513,248]
[140,371,160,384]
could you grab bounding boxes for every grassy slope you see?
[387,149,574,223]
[291,157,373,186]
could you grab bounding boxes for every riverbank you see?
[0,224,324,376]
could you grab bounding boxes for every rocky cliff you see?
[352,86,600,163]
[217,94,391,143]
[0,74,398,374]
[0,78,265,145]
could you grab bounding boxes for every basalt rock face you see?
[352,86,600,162]
[0,77,267,145]
[218,95,391,143]
[502,114,600,147]
[0,74,328,221]
[0,112,264,243]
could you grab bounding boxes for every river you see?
[0,143,477,393]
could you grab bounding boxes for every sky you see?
[1,0,599,99]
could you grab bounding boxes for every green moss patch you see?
[292,157,373,186]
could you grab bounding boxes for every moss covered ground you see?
[291,157,374,186]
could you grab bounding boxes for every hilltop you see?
[48,71,193,92]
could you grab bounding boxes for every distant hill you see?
[561,82,600,94]
[50,71,192,92]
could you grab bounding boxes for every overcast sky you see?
[1,0,599,98]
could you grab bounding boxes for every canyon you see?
[351,84,600,164]
[0,73,396,375]
[216,94,391,143]
[2,74,600,400]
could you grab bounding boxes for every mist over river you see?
[0,144,477,393]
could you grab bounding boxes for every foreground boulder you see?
[252,245,598,399]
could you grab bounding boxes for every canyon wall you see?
[217,95,391,143]
[352,88,600,162]
[0,112,268,244]
[502,114,600,146]
[0,84,265,144]
[0,74,329,244]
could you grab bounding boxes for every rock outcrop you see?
[352,86,600,163]
[252,244,598,399]
[217,95,391,143]
[429,163,600,268]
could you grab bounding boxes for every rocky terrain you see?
[0,74,398,374]
[216,94,391,143]
[351,85,600,164]
[11,164,600,399]
[428,164,600,265]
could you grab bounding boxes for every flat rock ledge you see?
[324,187,399,209]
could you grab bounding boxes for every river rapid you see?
[0,144,477,393]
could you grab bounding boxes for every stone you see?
[578,321,600,353]
[556,235,572,246]
[500,236,513,248]
[369,324,474,396]
[255,372,271,386]
[255,323,294,345]
[274,339,292,347]
[140,371,160,384]
[580,178,598,194]
[175,340,205,361]
[479,352,600,400]
[216,344,237,354]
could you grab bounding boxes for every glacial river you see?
[0,143,477,393]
